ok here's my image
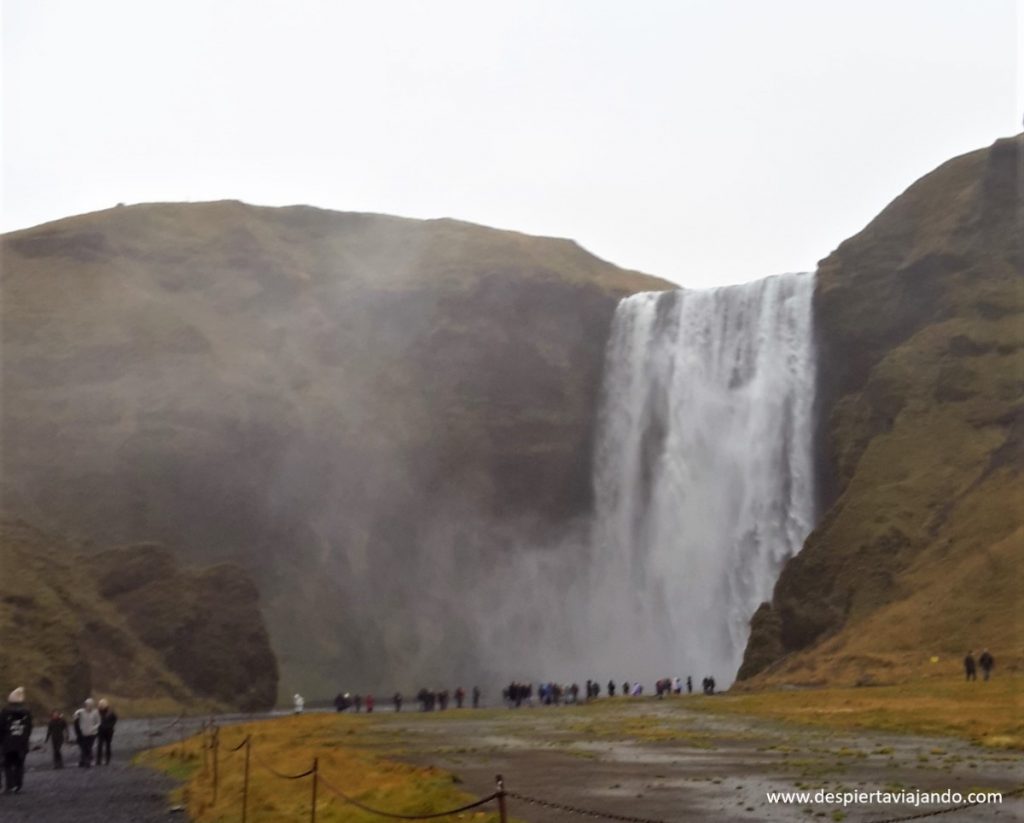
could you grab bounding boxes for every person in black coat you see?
[1,687,33,793]
[44,710,69,769]
[964,651,977,681]
[978,649,994,681]
[96,699,118,765]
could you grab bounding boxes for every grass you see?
[691,676,1023,749]
[140,713,508,823]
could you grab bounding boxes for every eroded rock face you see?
[1,204,669,696]
[0,519,277,712]
[739,135,1023,685]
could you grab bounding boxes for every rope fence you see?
[178,722,1021,823]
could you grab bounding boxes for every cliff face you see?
[739,135,1023,684]
[0,519,277,713]
[1,203,669,696]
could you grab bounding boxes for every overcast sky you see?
[2,0,1019,288]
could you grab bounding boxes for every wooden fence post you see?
[496,774,508,823]
[211,725,220,805]
[311,757,319,823]
[242,737,251,823]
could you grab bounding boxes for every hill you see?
[0,519,277,713]
[0,204,670,697]
[739,134,1023,685]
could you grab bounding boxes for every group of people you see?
[1,688,118,795]
[964,649,995,681]
[504,676,710,707]
[332,687,482,714]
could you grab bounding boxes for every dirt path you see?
[363,699,1023,823]
[0,716,195,822]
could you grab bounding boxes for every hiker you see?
[365,694,375,713]
[45,709,69,769]
[979,649,994,681]
[73,697,101,767]
[96,699,118,765]
[454,687,465,709]
[964,651,977,681]
[686,676,693,694]
[1,688,32,793]
[472,686,481,708]
[608,680,616,697]
[393,692,403,712]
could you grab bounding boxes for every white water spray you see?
[585,273,817,687]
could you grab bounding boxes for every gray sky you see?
[2,0,1019,288]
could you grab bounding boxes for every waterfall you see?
[587,272,817,687]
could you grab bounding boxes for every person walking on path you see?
[1,687,33,793]
[978,649,994,681]
[44,710,69,769]
[96,699,118,765]
[964,651,977,681]
[73,698,101,768]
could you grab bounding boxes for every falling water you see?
[586,272,817,687]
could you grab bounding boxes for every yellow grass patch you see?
[696,676,1023,749]
[139,713,505,822]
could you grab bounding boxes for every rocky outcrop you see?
[739,135,1023,685]
[0,519,277,713]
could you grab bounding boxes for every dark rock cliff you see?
[739,135,1022,684]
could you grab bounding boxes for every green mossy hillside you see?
[739,135,1022,686]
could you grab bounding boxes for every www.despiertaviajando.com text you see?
[766,787,1005,808]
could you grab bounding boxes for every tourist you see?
[393,692,403,712]
[45,709,69,769]
[96,699,118,765]
[1,687,32,793]
[686,676,693,694]
[608,680,616,697]
[73,697,101,767]
[365,694,375,713]
[978,649,994,681]
[622,681,629,696]
[293,693,305,714]
[472,686,481,708]
[455,687,465,708]
[353,694,362,712]
[964,651,977,681]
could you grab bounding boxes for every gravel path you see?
[0,716,199,822]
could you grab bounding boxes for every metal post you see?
[242,737,251,823]
[311,757,319,823]
[496,774,508,823]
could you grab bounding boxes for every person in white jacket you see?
[72,698,101,768]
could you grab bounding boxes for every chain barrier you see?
[508,790,676,823]
[251,750,317,780]
[869,785,1024,823]
[317,771,500,820]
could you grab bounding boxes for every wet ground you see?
[364,698,1024,822]
[2,701,1020,822]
